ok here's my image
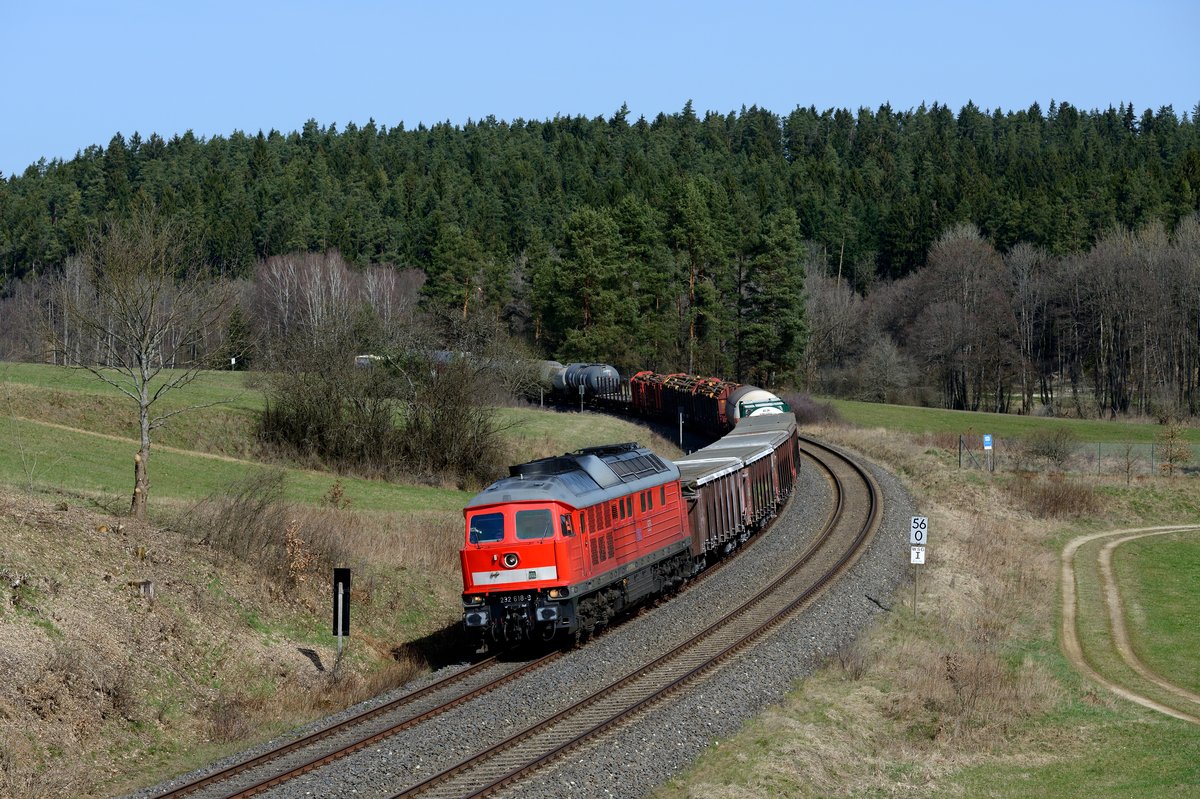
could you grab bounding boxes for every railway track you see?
[387,435,880,799]
[151,654,562,799]
[148,435,880,799]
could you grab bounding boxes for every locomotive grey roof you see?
[466,442,679,510]
[674,413,796,489]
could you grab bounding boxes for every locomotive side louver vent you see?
[510,456,575,478]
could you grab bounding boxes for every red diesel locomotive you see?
[459,413,800,647]
[460,443,691,645]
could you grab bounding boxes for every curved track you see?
[149,434,881,799]
[389,435,881,799]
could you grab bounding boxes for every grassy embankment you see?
[0,361,679,798]
[655,400,1200,799]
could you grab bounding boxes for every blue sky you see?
[2,0,1197,177]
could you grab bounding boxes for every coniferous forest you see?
[2,100,1199,416]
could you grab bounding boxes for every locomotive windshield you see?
[468,512,505,543]
[515,509,554,540]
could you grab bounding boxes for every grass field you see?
[0,361,263,410]
[0,361,679,514]
[947,709,1200,798]
[1067,532,1200,727]
[1114,533,1200,696]
[823,396,1200,444]
[0,415,473,512]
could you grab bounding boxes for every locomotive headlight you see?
[502,552,519,569]
[548,587,569,599]
[464,594,484,606]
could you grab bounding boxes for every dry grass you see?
[870,513,1065,744]
[656,424,1077,798]
[0,481,466,799]
[180,469,463,586]
[1005,472,1099,518]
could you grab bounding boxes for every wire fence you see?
[958,437,1199,479]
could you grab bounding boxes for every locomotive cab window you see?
[468,512,505,544]
[560,514,575,538]
[515,509,554,540]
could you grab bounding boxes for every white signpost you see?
[910,516,928,545]
[909,516,928,613]
[983,434,994,472]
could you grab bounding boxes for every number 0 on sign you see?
[911,546,926,565]
[910,516,928,545]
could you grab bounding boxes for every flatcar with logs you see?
[459,412,800,647]
[535,361,791,436]
[628,370,790,435]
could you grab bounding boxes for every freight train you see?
[537,362,791,436]
[459,367,799,648]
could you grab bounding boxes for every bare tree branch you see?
[42,203,234,518]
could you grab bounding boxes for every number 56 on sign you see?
[910,516,928,545]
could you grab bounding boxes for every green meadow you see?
[823,396,1200,445]
[1114,533,1200,696]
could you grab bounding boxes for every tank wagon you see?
[459,412,799,648]
[539,361,624,398]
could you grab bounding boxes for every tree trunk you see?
[131,448,149,519]
[132,397,151,519]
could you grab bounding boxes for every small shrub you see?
[207,693,262,743]
[321,479,351,509]
[1156,423,1193,477]
[1022,427,1080,471]
[284,520,316,586]
[781,392,843,426]
[1006,473,1099,518]
[186,469,289,576]
[832,641,869,681]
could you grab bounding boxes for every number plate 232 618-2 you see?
[500,593,534,605]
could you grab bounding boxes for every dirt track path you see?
[1061,525,1200,724]
[12,414,254,465]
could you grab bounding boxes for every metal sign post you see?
[332,568,351,660]
[910,517,928,614]
[579,383,585,412]
[983,434,993,472]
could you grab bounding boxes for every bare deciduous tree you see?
[46,207,234,518]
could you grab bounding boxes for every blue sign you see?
[983,434,993,450]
